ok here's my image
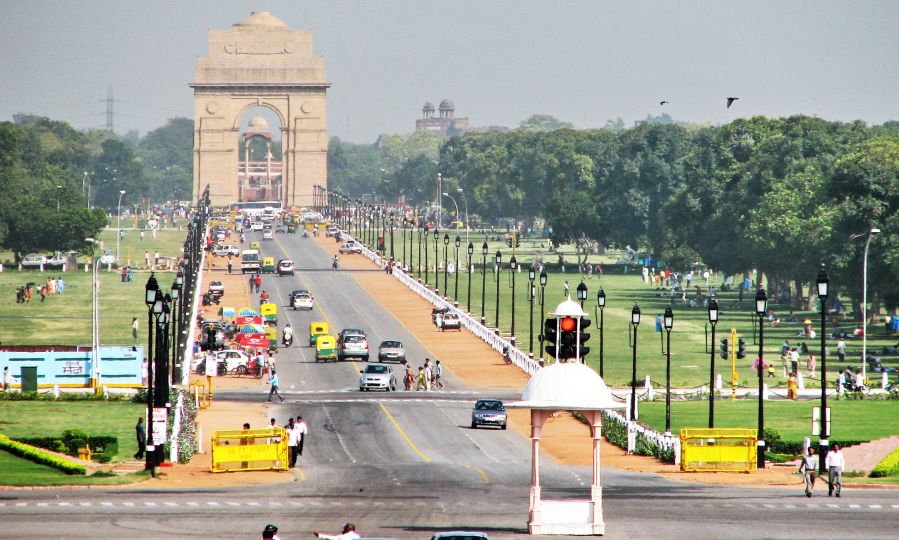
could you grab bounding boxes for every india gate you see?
[190,11,329,208]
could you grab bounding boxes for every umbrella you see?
[239,324,265,334]
[239,307,258,316]
[222,307,236,317]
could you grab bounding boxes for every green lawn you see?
[0,229,187,346]
[385,230,899,389]
[0,450,150,486]
[635,399,899,443]
[0,401,146,462]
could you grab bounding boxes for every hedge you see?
[14,433,118,464]
[0,434,86,475]
[870,447,899,478]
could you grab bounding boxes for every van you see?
[241,249,261,274]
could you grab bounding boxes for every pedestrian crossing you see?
[1,500,896,511]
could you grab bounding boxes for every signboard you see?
[150,407,168,443]
[236,333,268,347]
[236,315,263,325]
[812,407,831,437]
[0,346,144,388]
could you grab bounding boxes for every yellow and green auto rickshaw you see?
[265,326,278,352]
[309,321,329,346]
[250,241,262,250]
[261,257,276,274]
[315,335,337,362]
[261,303,278,326]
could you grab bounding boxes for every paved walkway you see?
[843,436,899,474]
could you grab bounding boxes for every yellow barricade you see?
[211,427,288,473]
[680,428,757,472]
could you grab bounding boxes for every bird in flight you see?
[659,100,669,106]
[726,97,739,108]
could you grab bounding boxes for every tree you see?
[138,117,194,203]
[519,114,574,132]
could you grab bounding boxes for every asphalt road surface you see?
[2,230,897,539]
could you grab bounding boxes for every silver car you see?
[471,399,507,430]
[377,340,406,363]
[359,363,397,392]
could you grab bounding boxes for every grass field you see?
[0,229,187,346]
[0,450,150,486]
[636,399,899,443]
[388,230,899,389]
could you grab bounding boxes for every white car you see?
[338,334,369,361]
[359,363,397,392]
[46,253,67,267]
[251,221,264,231]
[208,280,225,296]
[21,254,48,267]
[212,350,252,374]
[325,226,339,237]
[212,244,240,257]
[262,228,274,240]
[339,241,362,254]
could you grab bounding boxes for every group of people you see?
[248,273,263,293]
[119,266,136,282]
[280,416,308,468]
[403,358,442,391]
[798,444,845,498]
[15,276,65,304]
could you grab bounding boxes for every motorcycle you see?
[282,326,294,347]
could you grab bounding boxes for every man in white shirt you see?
[296,415,308,457]
[825,444,844,497]
[285,418,299,468]
[314,523,360,540]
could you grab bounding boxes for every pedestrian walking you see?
[134,417,146,460]
[837,338,846,363]
[424,363,433,391]
[267,370,284,402]
[416,366,426,391]
[254,274,262,293]
[285,417,299,467]
[787,373,798,400]
[144,250,150,268]
[57,277,64,293]
[131,317,138,340]
[433,360,443,389]
[798,447,818,497]
[404,363,414,391]
[296,415,308,456]
[248,275,255,293]
[825,444,844,497]
[227,257,232,274]
[140,230,145,241]
[807,353,816,378]
[154,251,160,267]
[2,366,12,391]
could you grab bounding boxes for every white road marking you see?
[164,502,178,507]
[849,504,860,509]
[186,501,199,507]
[79,502,92,507]
[206,501,220,506]
[321,404,357,464]
[869,504,881,509]
[143,502,157,507]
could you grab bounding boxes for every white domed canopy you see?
[247,116,269,129]
[508,362,624,410]
[234,11,289,28]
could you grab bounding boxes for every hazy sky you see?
[1,0,896,143]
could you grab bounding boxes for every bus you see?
[228,201,283,217]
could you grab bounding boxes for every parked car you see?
[339,241,362,254]
[377,340,406,363]
[439,312,462,331]
[290,290,314,310]
[338,334,369,362]
[359,363,396,391]
[208,280,225,297]
[277,259,295,276]
[274,225,288,234]
[471,399,507,430]
[21,254,48,267]
[262,228,274,240]
[325,225,339,237]
[212,349,252,374]
[212,244,240,257]
[46,253,67,267]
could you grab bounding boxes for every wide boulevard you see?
[1,231,897,539]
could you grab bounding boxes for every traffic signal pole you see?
[730,329,738,400]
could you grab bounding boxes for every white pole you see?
[861,229,880,380]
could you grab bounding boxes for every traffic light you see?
[558,316,578,360]
[577,318,592,359]
[737,338,747,359]
[544,317,558,358]
[719,337,729,359]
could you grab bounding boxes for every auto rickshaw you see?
[265,326,279,352]
[262,256,276,273]
[309,321,329,346]
[250,241,262,250]
[287,222,297,234]
[315,335,338,362]
[261,303,278,326]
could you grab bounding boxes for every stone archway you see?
[190,11,329,208]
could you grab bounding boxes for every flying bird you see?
[659,101,669,106]
[726,97,739,108]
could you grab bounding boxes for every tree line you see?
[329,116,899,314]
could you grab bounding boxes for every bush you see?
[0,392,134,402]
[15,434,119,464]
[0,435,86,475]
[870,447,899,478]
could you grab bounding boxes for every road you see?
[2,230,897,539]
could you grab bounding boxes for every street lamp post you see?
[144,273,159,474]
[433,229,440,292]
[418,226,423,278]
[755,288,768,469]
[443,234,450,297]
[664,306,674,436]
[423,228,429,285]
[454,236,461,300]
[170,279,179,385]
[597,289,606,378]
[817,266,830,473]
[457,188,469,245]
[401,218,407,269]
[708,297,719,428]
[481,242,488,323]
[116,190,126,264]
[528,267,536,354]
[539,269,548,358]
[510,255,517,338]
[154,295,171,466]
[467,242,474,312]
[389,215,395,261]
[630,303,641,422]
[577,282,587,307]
[495,250,502,329]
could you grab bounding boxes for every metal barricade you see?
[211,427,288,472]
[680,428,757,472]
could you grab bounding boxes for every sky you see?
[1,0,896,143]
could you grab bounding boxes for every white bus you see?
[229,201,283,217]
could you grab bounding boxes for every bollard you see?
[882,371,889,390]
[61,263,66,272]
[85,264,89,272]
[53,384,60,398]
[1,263,4,272]
[803,436,810,456]
[797,372,805,390]
[763,383,769,400]
[107,263,112,272]
[40,263,44,272]
[715,373,723,390]
[644,375,654,401]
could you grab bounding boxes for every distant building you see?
[415,99,470,136]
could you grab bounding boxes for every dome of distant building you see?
[247,116,269,129]
[234,11,289,28]
[439,99,455,110]
[422,102,435,112]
